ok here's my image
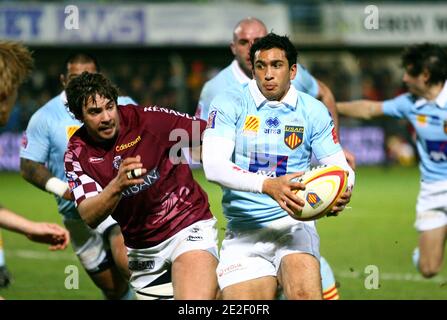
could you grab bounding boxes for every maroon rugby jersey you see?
[64,105,212,249]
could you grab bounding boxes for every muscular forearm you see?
[20,158,53,190]
[336,100,383,120]
[77,180,122,228]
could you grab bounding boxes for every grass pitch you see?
[0,166,446,299]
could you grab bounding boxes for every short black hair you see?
[401,43,447,85]
[249,33,297,69]
[65,72,118,120]
[63,52,100,74]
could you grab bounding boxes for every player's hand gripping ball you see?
[291,165,348,221]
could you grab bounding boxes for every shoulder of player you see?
[202,66,234,92]
[27,95,61,125]
[211,87,247,110]
[137,104,198,121]
[297,90,326,111]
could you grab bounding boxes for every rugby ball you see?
[291,165,348,221]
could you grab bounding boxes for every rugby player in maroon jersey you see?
[64,72,218,299]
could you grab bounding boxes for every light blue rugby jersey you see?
[197,60,319,120]
[383,82,447,182]
[20,92,136,219]
[204,80,341,230]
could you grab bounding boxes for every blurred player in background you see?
[64,72,219,299]
[20,53,135,299]
[202,33,354,299]
[337,43,447,279]
[197,17,344,300]
[0,41,69,290]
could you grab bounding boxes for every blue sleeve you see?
[203,91,241,141]
[308,98,342,160]
[292,64,319,98]
[19,110,50,163]
[382,93,413,119]
[197,81,214,120]
[118,96,137,105]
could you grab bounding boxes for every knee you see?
[286,288,322,300]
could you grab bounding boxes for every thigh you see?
[278,253,322,300]
[222,276,277,300]
[172,249,218,300]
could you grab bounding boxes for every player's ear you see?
[60,74,66,88]
[230,42,236,55]
[289,64,297,81]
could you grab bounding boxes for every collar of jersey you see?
[231,60,251,85]
[248,79,298,111]
[414,81,447,109]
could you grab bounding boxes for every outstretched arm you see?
[337,100,384,120]
[316,80,338,132]
[0,205,69,250]
[317,80,357,169]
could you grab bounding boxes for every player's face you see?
[231,22,267,78]
[253,48,297,101]
[0,88,18,126]
[82,94,120,143]
[61,62,97,88]
[402,66,429,96]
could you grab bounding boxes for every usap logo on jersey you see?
[284,126,304,149]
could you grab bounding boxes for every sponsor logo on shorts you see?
[186,235,203,241]
[116,135,141,152]
[217,263,244,277]
[129,260,155,271]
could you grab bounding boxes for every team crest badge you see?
[284,126,304,149]
[243,115,260,134]
[444,120,447,134]
[306,192,323,209]
[113,156,122,170]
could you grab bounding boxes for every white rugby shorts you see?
[415,180,447,231]
[126,218,218,292]
[63,215,118,273]
[217,217,320,290]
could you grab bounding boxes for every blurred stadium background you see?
[1,0,447,299]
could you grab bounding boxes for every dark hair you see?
[249,33,297,69]
[65,72,118,120]
[401,43,447,85]
[63,52,100,74]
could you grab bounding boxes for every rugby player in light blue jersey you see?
[337,43,447,279]
[198,17,346,300]
[20,53,135,300]
[202,33,354,300]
